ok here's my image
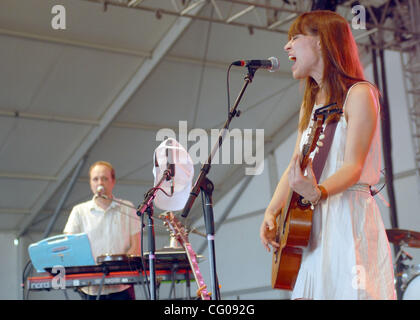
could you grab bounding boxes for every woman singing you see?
[260,10,395,300]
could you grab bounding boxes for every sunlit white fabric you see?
[291,82,396,300]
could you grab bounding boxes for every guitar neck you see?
[184,243,210,300]
[160,212,211,300]
[285,186,294,206]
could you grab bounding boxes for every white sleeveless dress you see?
[291,82,396,300]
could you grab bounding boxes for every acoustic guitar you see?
[272,103,341,290]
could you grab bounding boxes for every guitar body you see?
[271,191,313,290]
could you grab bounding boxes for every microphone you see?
[96,185,107,199]
[232,57,280,72]
[166,139,175,195]
[166,140,175,178]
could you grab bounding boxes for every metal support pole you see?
[371,39,402,299]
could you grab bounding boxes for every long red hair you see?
[288,10,366,131]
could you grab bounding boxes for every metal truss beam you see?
[81,0,420,50]
[397,0,420,194]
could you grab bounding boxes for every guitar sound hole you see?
[298,196,311,208]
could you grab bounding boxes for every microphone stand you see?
[137,167,173,300]
[181,66,257,300]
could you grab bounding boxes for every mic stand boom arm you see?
[181,67,257,300]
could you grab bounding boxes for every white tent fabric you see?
[1,0,420,300]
